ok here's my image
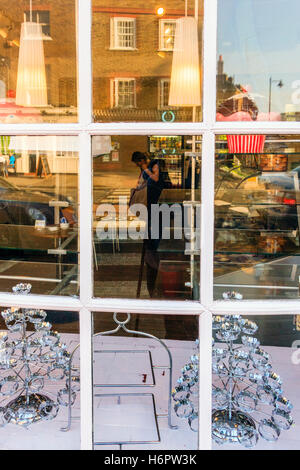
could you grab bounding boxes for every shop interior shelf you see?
[0,224,78,253]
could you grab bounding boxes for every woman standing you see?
[131,151,170,296]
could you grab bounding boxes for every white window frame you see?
[110,78,136,108]
[159,18,177,51]
[110,17,137,50]
[0,0,299,451]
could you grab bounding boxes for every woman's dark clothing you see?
[140,158,171,296]
[142,159,169,251]
[142,158,165,209]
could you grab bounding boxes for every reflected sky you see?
[218,0,300,113]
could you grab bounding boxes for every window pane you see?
[217,0,300,122]
[160,20,176,51]
[0,0,77,123]
[0,305,80,449]
[93,312,199,450]
[115,19,135,49]
[214,135,300,300]
[0,136,78,296]
[92,1,203,122]
[212,314,300,449]
[93,135,201,300]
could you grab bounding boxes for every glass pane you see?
[92,312,199,450]
[92,1,203,122]
[215,134,300,300]
[93,135,201,300]
[217,0,300,122]
[0,304,80,449]
[212,313,300,450]
[0,136,78,296]
[0,0,77,123]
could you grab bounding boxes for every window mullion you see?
[200,0,218,307]
[88,298,204,315]
[200,131,215,307]
[214,122,300,133]
[212,299,300,315]
[0,292,81,311]
[199,310,212,450]
[86,123,208,134]
[79,132,93,305]
[77,0,93,451]
[78,0,93,304]
[198,0,218,451]
[202,0,218,128]
[79,307,94,450]
[0,124,82,135]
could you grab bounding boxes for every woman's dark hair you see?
[131,151,146,163]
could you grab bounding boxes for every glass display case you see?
[214,136,300,300]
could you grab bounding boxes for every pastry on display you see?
[259,154,288,172]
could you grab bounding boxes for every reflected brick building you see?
[92,0,203,122]
[0,0,77,122]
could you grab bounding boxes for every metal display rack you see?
[63,312,177,449]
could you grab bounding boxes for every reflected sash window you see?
[110,17,136,50]
[111,78,136,108]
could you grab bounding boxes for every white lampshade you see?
[168,16,200,107]
[16,22,47,107]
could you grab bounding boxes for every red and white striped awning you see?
[226,134,265,154]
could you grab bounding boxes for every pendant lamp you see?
[168,16,200,107]
[16,10,47,107]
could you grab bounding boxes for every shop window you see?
[1,0,300,453]
[92,135,201,301]
[110,17,137,50]
[158,79,171,109]
[92,312,199,450]
[24,10,51,38]
[93,0,203,122]
[0,135,79,296]
[110,78,136,108]
[159,19,176,51]
[0,306,80,449]
[212,313,300,450]
[0,0,77,123]
[214,134,300,300]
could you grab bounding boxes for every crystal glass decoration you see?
[172,316,293,448]
[0,284,78,428]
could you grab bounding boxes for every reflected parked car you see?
[0,177,77,225]
[215,162,300,231]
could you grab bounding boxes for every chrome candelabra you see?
[0,283,79,428]
[172,315,293,448]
